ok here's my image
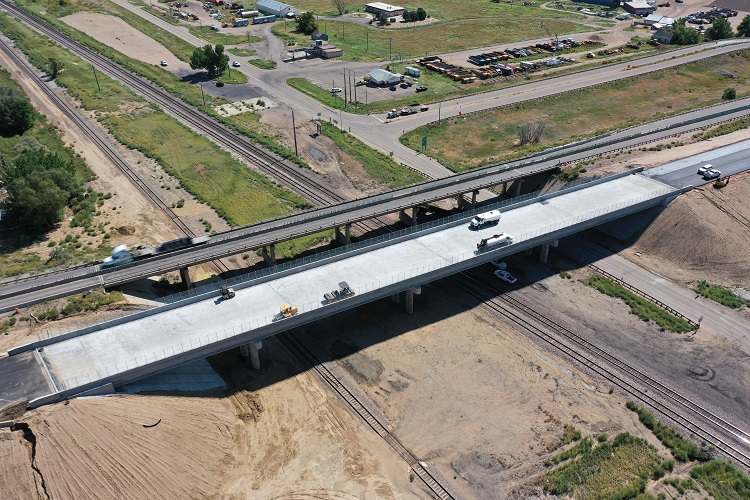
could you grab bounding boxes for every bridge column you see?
[539,243,550,264]
[399,207,419,226]
[335,224,352,245]
[456,194,466,210]
[471,190,479,208]
[405,286,421,314]
[513,178,524,197]
[179,267,192,289]
[262,245,276,266]
[391,292,400,304]
[502,181,508,194]
[240,340,263,370]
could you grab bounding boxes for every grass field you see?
[544,433,667,497]
[290,0,586,21]
[694,281,748,309]
[320,122,425,189]
[228,47,257,57]
[273,17,590,62]
[401,50,750,170]
[102,110,307,225]
[187,27,256,45]
[588,276,696,333]
[247,59,277,70]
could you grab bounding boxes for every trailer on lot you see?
[253,14,275,24]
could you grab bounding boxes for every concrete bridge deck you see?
[16,172,679,405]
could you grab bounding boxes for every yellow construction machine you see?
[278,304,299,319]
[714,176,730,188]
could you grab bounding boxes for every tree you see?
[378,12,388,25]
[722,87,736,100]
[295,11,318,34]
[671,20,701,45]
[45,58,63,79]
[612,0,621,9]
[189,44,229,76]
[735,14,750,37]
[705,18,733,41]
[0,87,35,137]
[416,8,427,21]
[2,149,81,232]
[332,0,347,16]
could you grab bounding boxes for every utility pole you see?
[389,38,392,61]
[91,64,101,92]
[352,71,356,103]
[366,31,369,52]
[291,110,299,156]
[438,102,441,122]
[200,84,205,105]
[343,68,347,107]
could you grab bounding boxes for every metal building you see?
[256,0,299,18]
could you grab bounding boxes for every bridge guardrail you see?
[27,185,679,402]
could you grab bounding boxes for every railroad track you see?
[0,34,234,275]
[447,271,750,472]
[278,332,456,499]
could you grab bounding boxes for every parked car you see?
[697,164,713,175]
[160,60,168,66]
[231,61,240,67]
[215,81,225,87]
[703,168,721,179]
[494,269,517,284]
[389,85,397,91]
[415,86,428,92]
[331,87,342,93]
[490,260,507,270]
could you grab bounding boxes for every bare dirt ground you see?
[1,9,749,500]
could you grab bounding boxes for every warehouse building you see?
[256,0,299,18]
[623,1,657,16]
[365,2,405,18]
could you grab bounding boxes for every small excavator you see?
[714,176,730,188]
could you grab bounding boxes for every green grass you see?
[401,50,750,170]
[288,77,347,108]
[215,66,248,84]
[320,122,425,189]
[693,116,750,140]
[228,48,257,57]
[588,276,696,333]
[247,59,277,70]
[101,110,307,225]
[691,460,750,500]
[267,230,335,260]
[273,18,589,63]
[545,433,667,498]
[545,437,592,466]
[625,401,709,463]
[290,0,586,21]
[694,281,748,309]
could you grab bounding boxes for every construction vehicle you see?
[220,286,235,299]
[541,21,560,51]
[323,282,355,304]
[714,176,730,188]
[277,304,299,320]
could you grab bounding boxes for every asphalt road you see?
[0,351,54,408]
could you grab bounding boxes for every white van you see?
[470,210,502,228]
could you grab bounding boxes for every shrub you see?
[722,87,737,100]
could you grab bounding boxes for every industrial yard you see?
[1,0,750,498]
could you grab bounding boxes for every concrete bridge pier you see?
[539,243,550,264]
[456,194,466,210]
[399,207,419,226]
[513,178,524,197]
[240,340,263,370]
[179,267,192,289]
[335,224,351,245]
[405,286,421,314]
[262,244,276,266]
[502,181,508,194]
[471,190,479,208]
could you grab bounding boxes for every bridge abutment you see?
[399,207,419,226]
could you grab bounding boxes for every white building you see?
[365,2,405,18]
[256,0,299,18]
[368,68,402,85]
